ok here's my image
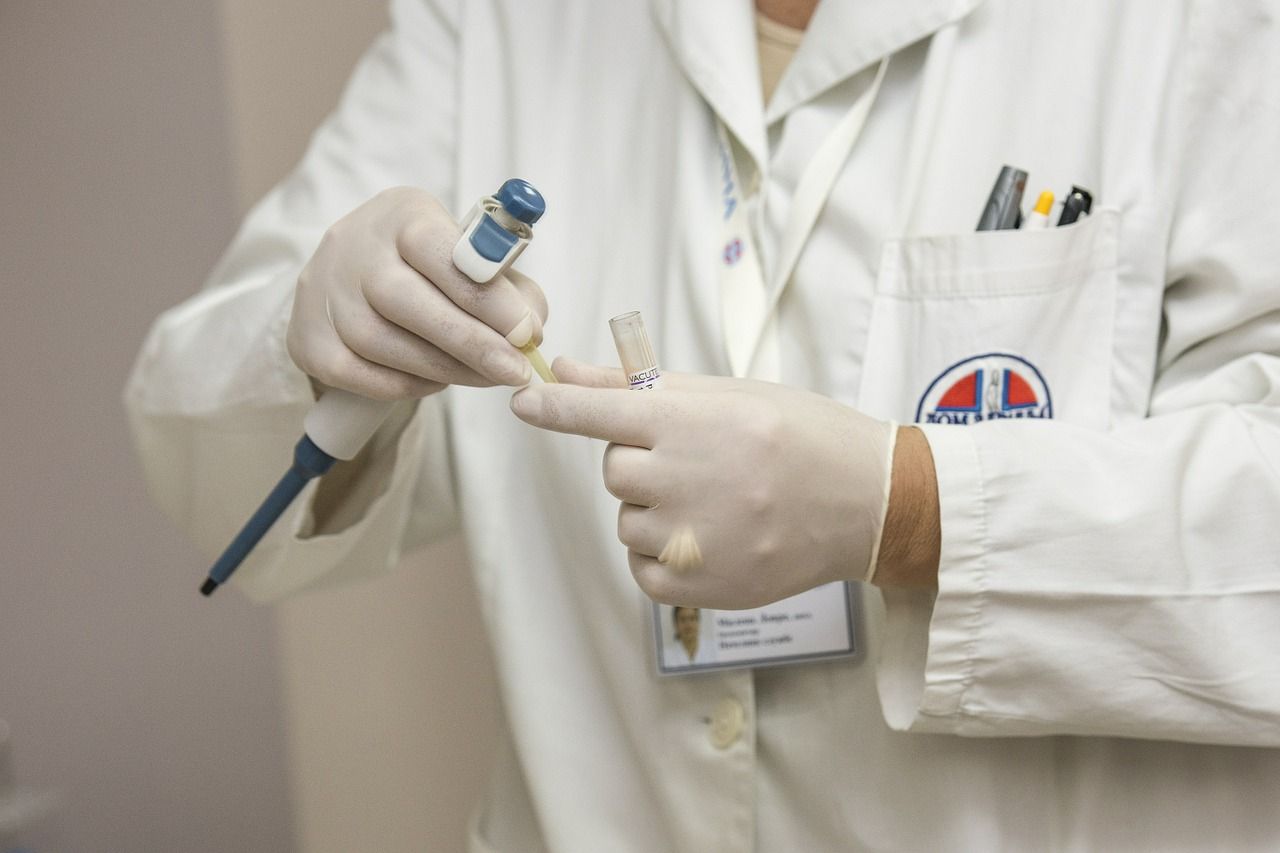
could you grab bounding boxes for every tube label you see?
[627,367,662,391]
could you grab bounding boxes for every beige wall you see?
[216,2,502,851]
[1,1,499,850]
[0,2,292,850]
[274,545,501,853]
[218,0,390,212]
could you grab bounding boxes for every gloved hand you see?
[287,186,549,401]
[510,358,899,609]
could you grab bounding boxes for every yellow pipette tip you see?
[520,343,558,383]
[1033,190,1055,216]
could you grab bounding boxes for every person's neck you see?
[681,637,698,659]
[755,0,820,30]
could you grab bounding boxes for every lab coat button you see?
[709,697,746,749]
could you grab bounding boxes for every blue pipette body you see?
[200,434,336,596]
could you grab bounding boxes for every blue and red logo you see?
[723,238,743,266]
[915,353,1052,424]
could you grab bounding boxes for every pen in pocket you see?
[976,164,1027,231]
[1057,186,1094,225]
[976,166,1095,230]
[1025,191,1055,230]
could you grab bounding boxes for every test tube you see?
[609,311,662,390]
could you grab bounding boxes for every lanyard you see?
[717,58,889,381]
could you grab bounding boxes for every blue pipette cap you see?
[495,178,546,225]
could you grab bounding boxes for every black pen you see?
[1057,186,1094,226]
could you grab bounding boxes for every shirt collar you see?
[766,0,985,121]
[649,0,766,166]
[649,0,986,163]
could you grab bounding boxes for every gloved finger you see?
[506,268,549,344]
[603,442,661,506]
[302,335,445,402]
[509,382,665,446]
[555,356,745,394]
[555,357,628,389]
[364,264,532,386]
[332,301,501,388]
[627,551,691,606]
[287,285,441,399]
[396,214,543,348]
[617,503,667,556]
[656,371,748,393]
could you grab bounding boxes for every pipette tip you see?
[520,343,558,383]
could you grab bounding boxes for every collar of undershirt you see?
[756,11,804,105]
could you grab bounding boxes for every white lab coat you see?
[126,0,1280,849]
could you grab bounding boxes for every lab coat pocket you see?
[857,210,1119,430]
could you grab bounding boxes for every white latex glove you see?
[288,186,549,401]
[510,358,897,609]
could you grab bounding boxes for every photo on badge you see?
[652,582,861,676]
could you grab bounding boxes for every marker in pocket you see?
[976,165,1028,231]
[1025,190,1055,230]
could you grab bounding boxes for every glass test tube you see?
[609,311,662,390]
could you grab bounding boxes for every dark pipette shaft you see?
[199,434,335,596]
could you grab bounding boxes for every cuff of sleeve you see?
[876,423,990,733]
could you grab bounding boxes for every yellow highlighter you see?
[1025,190,1055,230]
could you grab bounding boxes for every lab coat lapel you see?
[765,0,987,123]
[648,0,767,171]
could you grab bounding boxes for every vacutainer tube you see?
[609,311,662,390]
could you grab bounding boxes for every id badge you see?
[653,581,858,675]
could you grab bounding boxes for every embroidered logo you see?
[723,238,743,266]
[717,137,738,221]
[915,353,1053,424]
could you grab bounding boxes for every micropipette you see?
[200,178,553,596]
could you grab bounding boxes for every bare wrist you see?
[873,426,941,588]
